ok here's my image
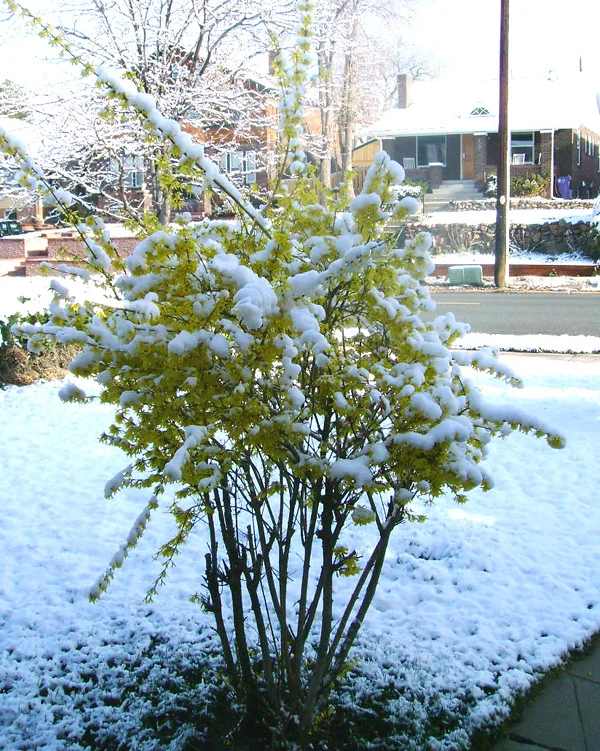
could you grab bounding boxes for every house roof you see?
[361,75,600,140]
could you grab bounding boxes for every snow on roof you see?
[362,74,600,138]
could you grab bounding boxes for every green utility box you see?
[447,265,483,286]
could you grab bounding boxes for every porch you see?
[380,130,554,197]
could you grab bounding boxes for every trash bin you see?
[557,176,571,199]
[448,265,483,286]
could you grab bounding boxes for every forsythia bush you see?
[2,0,565,745]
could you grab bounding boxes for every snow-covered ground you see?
[422,207,595,226]
[433,250,596,265]
[2,279,600,749]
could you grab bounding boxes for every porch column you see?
[540,130,554,198]
[429,162,443,189]
[474,132,487,188]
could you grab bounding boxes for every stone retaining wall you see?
[446,198,596,212]
[402,218,598,258]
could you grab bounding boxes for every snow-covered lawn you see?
[2,279,600,748]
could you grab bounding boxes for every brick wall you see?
[0,238,26,259]
[555,128,600,198]
[474,135,487,187]
[1,232,142,275]
[539,132,553,197]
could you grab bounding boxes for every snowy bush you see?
[484,173,497,197]
[484,172,551,199]
[1,0,565,746]
[512,172,551,198]
[391,183,422,199]
[0,302,79,386]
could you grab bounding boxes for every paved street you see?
[427,291,600,336]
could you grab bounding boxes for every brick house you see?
[356,73,600,199]
[0,116,45,225]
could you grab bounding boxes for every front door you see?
[462,134,474,179]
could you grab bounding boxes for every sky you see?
[2,0,600,92]
[2,275,600,749]
[412,0,600,81]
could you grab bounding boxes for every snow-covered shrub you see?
[391,183,422,200]
[484,173,497,197]
[0,302,79,386]
[1,0,565,746]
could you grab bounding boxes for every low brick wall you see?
[430,262,597,278]
[0,238,25,259]
[45,234,139,260]
[0,235,50,258]
[1,233,142,275]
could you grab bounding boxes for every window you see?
[110,155,144,189]
[576,132,581,166]
[219,150,257,185]
[417,135,446,167]
[510,132,534,164]
[123,155,144,189]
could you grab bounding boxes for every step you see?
[429,180,483,199]
[440,180,476,185]
[6,263,26,277]
[429,188,483,196]
[430,196,484,202]
[423,201,453,212]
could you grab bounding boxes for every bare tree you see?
[0,79,32,121]
[7,0,294,221]
[310,0,436,191]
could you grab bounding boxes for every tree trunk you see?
[317,40,336,191]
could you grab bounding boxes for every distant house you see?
[356,73,600,199]
[0,116,44,225]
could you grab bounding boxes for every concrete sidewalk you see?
[492,642,600,751]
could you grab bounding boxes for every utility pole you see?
[495,0,510,288]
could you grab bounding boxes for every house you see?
[0,116,45,225]
[356,73,600,199]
